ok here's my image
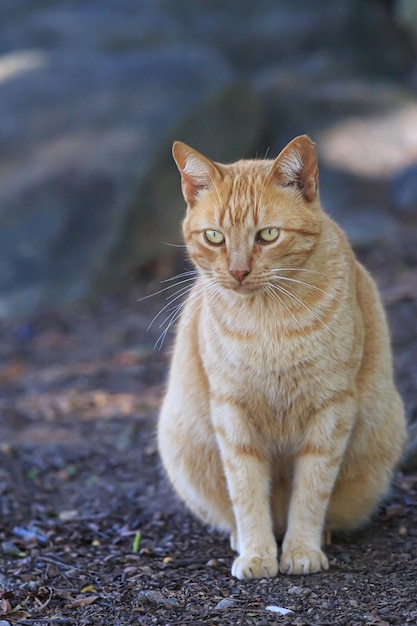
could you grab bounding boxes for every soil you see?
[1,245,417,626]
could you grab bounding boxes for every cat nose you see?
[229,268,250,284]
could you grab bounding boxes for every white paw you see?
[279,547,329,575]
[232,555,278,580]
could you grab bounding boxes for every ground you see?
[0,245,417,626]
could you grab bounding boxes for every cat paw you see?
[232,555,278,580]
[279,548,329,575]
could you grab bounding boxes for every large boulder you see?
[0,47,261,317]
[0,0,414,316]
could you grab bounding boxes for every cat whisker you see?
[268,282,341,340]
[154,279,219,350]
[154,300,189,350]
[166,281,199,301]
[268,282,323,325]
[173,282,222,343]
[146,282,200,332]
[268,269,347,313]
[160,269,199,283]
[159,280,213,328]
[270,267,327,276]
[160,241,188,248]
[138,275,197,303]
[263,284,303,331]
[271,274,343,304]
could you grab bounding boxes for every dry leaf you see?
[0,599,11,614]
[72,594,99,607]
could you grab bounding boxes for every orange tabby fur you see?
[157,135,407,580]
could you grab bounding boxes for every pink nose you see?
[229,269,250,284]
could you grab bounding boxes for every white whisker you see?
[154,278,219,350]
[272,275,340,302]
[146,276,213,333]
[166,281,198,301]
[146,285,194,332]
[160,270,199,283]
[263,284,302,331]
[137,275,197,303]
[270,267,329,277]
[269,282,322,323]
[268,267,345,311]
[160,241,188,248]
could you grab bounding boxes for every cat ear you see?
[270,135,318,202]
[172,141,222,207]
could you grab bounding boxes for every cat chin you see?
[226,284,259,296]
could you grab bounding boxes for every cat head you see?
[172,135,323,294]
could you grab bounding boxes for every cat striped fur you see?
[157,135,407,580]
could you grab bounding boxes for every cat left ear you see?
[270,135,318,203]
[172,141,222,207]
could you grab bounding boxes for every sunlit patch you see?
[0,50,46,85]
[319,103,417,177]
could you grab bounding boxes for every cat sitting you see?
[158,135,407,580]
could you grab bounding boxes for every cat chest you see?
[202,332,323,417]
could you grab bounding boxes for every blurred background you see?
[1,0,417,317]
[1,6,417,611]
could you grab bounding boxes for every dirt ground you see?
[1,244,417,626]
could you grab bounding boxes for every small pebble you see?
[137,590,164,605]
[137,589,180,609]
[1,541,25,557]
[162,597,180,609]
[266,605,294,615]
[288,585,311,596]
[206,558,220,567]
[215,597,238,610]
[398,525,408,537]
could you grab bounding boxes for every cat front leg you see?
[280,398,354,575]
[212,403,278,580]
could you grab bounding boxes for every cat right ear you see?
[270,135,318,203]
[172,141,222,207]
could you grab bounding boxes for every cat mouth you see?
[228,282,258,295]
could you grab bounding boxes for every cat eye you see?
[205,230,225,245]
[257,227,280,243]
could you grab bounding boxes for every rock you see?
[2,0,412,75]
[318,167,402,250]
[137,589,180,609]
[214,597,238,610]
[0,0,414,317]
[395,0,417,37]
[137,590,165,605]
[390,164,417,219]
[0,47,260,317]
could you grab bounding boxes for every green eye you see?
[257,227,280,243]
[205,230,225,245]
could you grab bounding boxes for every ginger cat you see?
[157,135,407,580]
